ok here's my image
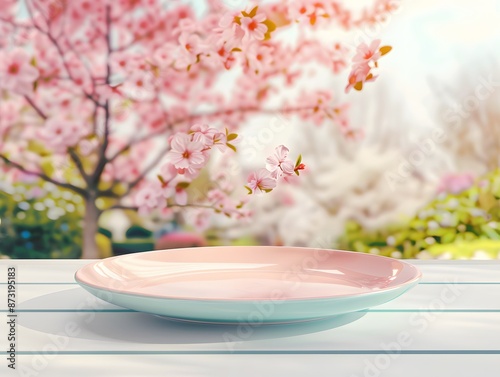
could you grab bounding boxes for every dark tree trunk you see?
[81,196,101,259]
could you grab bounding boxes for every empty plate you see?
[75,246,421,324]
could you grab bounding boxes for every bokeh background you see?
[1,0,500,259]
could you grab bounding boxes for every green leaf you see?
[27,140,50,156]
[478,192,496,211]
[295,154,302,167]
[226,143,237,152]
[441,232,456,244]
[176,182,190,189]
[40,158,55,177]
[263,188,273,193]
[227,133,238,141]
[244,185,253,195]
[481,224,500,240]
[157,175,165,185]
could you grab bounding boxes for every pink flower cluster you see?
[38,117,88,153]
[298,90,350,128]
[0,0,395,235]
[288,0,351,27]
[135,124,239,214]
[246,145,305,194]
[345,40,392,93]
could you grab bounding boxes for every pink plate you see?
[75,246,421,324]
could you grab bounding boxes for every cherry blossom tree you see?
[0,0,393,258]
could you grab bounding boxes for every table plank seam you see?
[5,350,500,355]
[3,282,500,285]
[4,309,500,313]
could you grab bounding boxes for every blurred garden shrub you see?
[0,182,84,258]
[337,169,500,259]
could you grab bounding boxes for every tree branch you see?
[24,96,47,120]
[104,204,138,211]
[90,6,112,184]
[127,144,170,190]
[104,203,217,212]
[68,148,90,185]
[25,1,102,106]
[98,144,170,198]
[0,154,87,197]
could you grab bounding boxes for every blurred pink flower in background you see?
[0,48,39,95]
[437,173,475,194]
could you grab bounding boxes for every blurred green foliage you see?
[337,169,500,259]
[0,182,84,259]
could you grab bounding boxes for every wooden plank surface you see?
[1,260,499,376]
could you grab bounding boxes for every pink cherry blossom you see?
[160,161,178,183]
[185,208,211,231]
[190,124,218,146]
[173,32,207,69]
[247,168,277,194]
[298,90,335,126]
[0,101,20,139]
[135,181,166,215]
[353,39,381,65]
[346,40,391,93]
[152,43,177,69]
[172,186,186,206]
[168,133,206,171]
[287,0,333,26]
[0,48,39,96]
[240,11,268,43]
[330,42,349,73]
[245,43,275,75]
[345,62,375,93]
[288,2,315,22]
[78,138,98,156]
[122,71,156,101]
[112,156,142,182]
[266,145,295,177]
[39,117,87,152]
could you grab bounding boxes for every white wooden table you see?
[1,260,500,376]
